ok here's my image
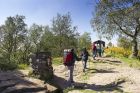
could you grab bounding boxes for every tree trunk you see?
[131,37,138,58]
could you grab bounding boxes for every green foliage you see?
[78,32,91,50]
[0,13,91,71]
[0,15,27,63]
[0,60,17,71]
[92,0,140,57]
[28,70,40,78]
[52,13,79,56]
[80,89,97,93]
[29,24,44,53]
[17,64,29,69]
[120,57,140,68]
[52,57,63,66]
[117,36,132,49]
[63,87,75,93]
[105,47,131,58]
[107,42,113,47]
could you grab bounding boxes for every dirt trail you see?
[0,57,140,93]
[53,57,140,93]
[0,70,59,93]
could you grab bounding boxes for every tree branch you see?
[111,17,134,38]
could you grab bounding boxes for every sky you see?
[0,0,117,46]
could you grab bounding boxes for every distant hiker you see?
[81,47,90,72]
[92,43,97,60]
[101,45,105,57]
[96,44,101,57]
[63,48,81,85]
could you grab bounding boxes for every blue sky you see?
[0,0,117,46]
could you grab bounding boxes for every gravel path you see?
[0,70,58,93]
[1,57,139,93]
[53,57,140,93]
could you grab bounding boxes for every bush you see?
[104,47,131,58]
[52,57,63,66]
[17,64,29,69]
[0,61,17,71]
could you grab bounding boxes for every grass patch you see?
[80,89,99,93]
[63,86,75,93]
[52,57,63,66]
[79,72,90,82]
[119,57,140,68]
[17,63,29,69]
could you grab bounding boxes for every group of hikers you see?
[63,42,105,85]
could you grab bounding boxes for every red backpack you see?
[63,50,73,66]
[93,45,97,51]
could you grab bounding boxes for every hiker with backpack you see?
[92,43,97,60]
[81,47,90,72]
[63,48,81,85]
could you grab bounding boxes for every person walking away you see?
[63,48,80,85]
[96,44,101,57]
[92,43,97,60]
[101,45,105,57]
[98,44,102,57]
[81,48,90,72]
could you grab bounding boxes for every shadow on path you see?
[53,75,125,92]
[0,70,47,93]
[93,59,122,66]
[87,68,118,73]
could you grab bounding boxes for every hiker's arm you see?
[74,53,81,61]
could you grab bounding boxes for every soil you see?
[0,57,140,93]
[53,57,140,93]
[0,70,58,93]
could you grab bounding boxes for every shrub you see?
[52,57,63,66]
[104,47,131,58]
[17,64,29,69]
[0,61,17,71]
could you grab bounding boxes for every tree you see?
[91,0,140,57]
[117,36,132,49]
[29,24,43,53]
[79,32,91,50]
[39,26,59,56]
[108,42,113,47]
[52,13,79,56]
[0,15,27,63]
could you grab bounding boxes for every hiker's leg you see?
[67,66,71,82]
[83,61,86,72]
[70,66,74,82]
[93,51,96,59]
[68,66,74,82]
[85,60,87,69]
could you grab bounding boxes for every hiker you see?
[63,48,80,85]
[99,44,102,57]
[81,47,90,72]
[92,43,97,60]
[101,45,105,57]
[96,44,101,57]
